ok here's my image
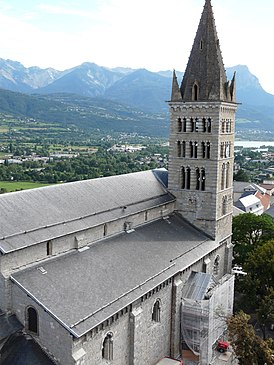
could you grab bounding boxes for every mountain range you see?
[0,58,273,134]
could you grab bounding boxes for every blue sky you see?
[0,0,273,94]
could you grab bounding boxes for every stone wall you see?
[12,284,74,365]
[9,239,229,365]
[1,201,174,276]
[168,101,236,240]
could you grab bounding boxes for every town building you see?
[0,1,237,364]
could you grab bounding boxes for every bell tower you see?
[168,0,237,241]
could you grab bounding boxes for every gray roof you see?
[0,333,56,365]
[11,214,218,338]
[0,314,23,341]
[0,169,173,253]
[182,272,216,300]
[265,204,274,218]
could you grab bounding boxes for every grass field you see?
[0,181,54,192]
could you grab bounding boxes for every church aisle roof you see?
[0,169,173,253]
[0,333,56,365]
[11,214,217,337]
[0,314,23,341]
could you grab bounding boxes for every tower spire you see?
[180,0,235,102]
[168,0,237,240]
[171,70,183,102]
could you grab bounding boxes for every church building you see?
[0,1,237,364]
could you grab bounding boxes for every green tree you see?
[256,289,274,340]
[234,169,250,182]
[227,311,274,365]
[232,213,274,265]
[236,240,274,311]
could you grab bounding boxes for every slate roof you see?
[0,169,173,253]
[0,314,23,341]
[265,204,274,218]
[180,0,235,102]
[0,333,56,365]
[11,214,217,338]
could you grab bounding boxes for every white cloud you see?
[0,0,273,93]
[37,3,96,18]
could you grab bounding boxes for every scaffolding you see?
[181,272,234,365]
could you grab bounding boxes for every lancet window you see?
[152,300,161,322]
[177,141,181,157]
[195,168,206,191]
[194,142,198,158]
[186,167,191,190]
[222,196,228,215]
[189,141,194,158]
[191,118,195,132]
[213,256,220,276]
[221,162,230,190]
[183,118,187,132]
[181,167,185,189]
[178,117,182,132]
[26,307,38,334]
[182,141,186,157]
[102,333,114,360]
[207,118,212,133]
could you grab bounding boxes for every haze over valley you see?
[0,58,273,138]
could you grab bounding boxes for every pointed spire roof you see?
[171,70,183,101]
[180,0,235,102]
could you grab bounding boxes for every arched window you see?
[194,142,198,158]
[102,333,113,360]
[213,256,220,276]
[207,118,212,133]
[186,167,191,190]
[183,118,187,132]
[27,307,38,334]
[196,168,200,190]
[206,142,210,159]
[189,141,194,158]
[201,168,206,191]
[195,118,199,132]
[152,300,161,322]
[144,211,148,221]
[192,83,199,101]
[177,141,181,157]
[46,241,52,256]
[202,142,206,158]
[182,141,186,158]
[181,167,185,189]
[178,118,182,132]
[202,118,206,132]
[222,120,225,133]
[221,163,226,190]
[222,196,228,216]
[190,118,195,132]
[220,142,224,158]
[226,162,230,188]
[103,224,107,237]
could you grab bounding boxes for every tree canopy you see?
[232,213,274,265]
[227,311,274,365]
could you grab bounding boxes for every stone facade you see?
[9,240,229,365]
[168,0,237,241]
[0,1,236,365]
[168,102,236,240]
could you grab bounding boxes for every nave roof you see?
[0,169,171,253]
[12,214,217,337]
